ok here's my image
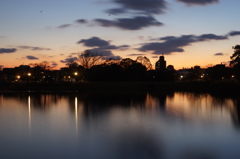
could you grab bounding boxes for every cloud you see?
[197,34,227,41]
[77,36,110,47]
[214,53,224,56]
[105,8,127,15]
[58,24,72,29]
[127,53,146,56]
[94,16,163,30]
[75,19,88,24]
[177,0,219,6]
[138,33,228,55]
[0,36,6,39]
[111,0,167,14]
[26,55,39,60]
[18,46,51,51]
[88,48,114,57]
[60,57,78,63]
[228,31,240,36]
[0,48,17,54]
[152,56,159,58]
[77,37,128,59]
[51,61,58,67]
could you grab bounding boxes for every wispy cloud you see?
[228,31,240,36]
[138,33,228,55]
[18,46,51,51]
[214,53,224,56]
[109,0,167,15]
[0,36,6,39]
[57,24,72,29]
[26,55,39,60]
[75,19,88,24]
[177,0,219,6]
[60,57,78,63]
[0,48,17,54]
[127,53,146,56]
[94,16,163,30]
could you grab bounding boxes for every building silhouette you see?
[155,55,166,71]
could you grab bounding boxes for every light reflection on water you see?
[0,92,240,159]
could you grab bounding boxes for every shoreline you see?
[0,81,240,93]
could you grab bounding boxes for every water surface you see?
[0,92,240,159]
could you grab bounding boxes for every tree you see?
[77,50,104,69]
[136,56,152,70]
[29,61,51,70]
[230,45,240,67]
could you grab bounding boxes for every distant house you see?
[155,55,166,71]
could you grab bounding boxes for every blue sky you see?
[0,0,240,69]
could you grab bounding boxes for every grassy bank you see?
[0,81,240,93]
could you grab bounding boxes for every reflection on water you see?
[0,92,240,159]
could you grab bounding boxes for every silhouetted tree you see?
[29,61,51,70]
[230,45,240,80]
[77,50,104,69]
[136,56,152,70]
[230,45,240,66]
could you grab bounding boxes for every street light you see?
[74,72,78,76]
[28,73,31,76]
[16,75,21,79]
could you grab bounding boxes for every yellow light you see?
[232,75,235,78]
[180,75,183,78]
[74,72,78,76]
[28,73,31,76]
[17,75,20,79]
[68,76,71,78]
[201,75,203,78]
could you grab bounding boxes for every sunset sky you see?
[0,0,240,70]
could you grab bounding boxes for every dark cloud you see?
[139,33,228,55]
[60,57,78,63]
[127,53,146,56]
[26,55,39,60]
[177,0,219,6]
[58,24,71,29]
[214,53,224,56]
[77,37,127,59]
[77,37,110,47]
[88,48,114,57]
[100,44,129,50]
[51,61,58,67]
[102,55,122,60]
[18,46,51,51]
[0,48,17,54]
[152,56,159,58]
[228,31,240,36]
[197,34,227,41]
[112,0,167,14]
[75,19,88,24]
[106,8,127,15]
[94,16,163,30]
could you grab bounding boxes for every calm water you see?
[0,92,240,159]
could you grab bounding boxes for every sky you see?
[0,0,240,70]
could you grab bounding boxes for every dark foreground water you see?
[0,92,240,159]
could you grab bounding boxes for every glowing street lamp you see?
[74,72,78,76]
[16,75,21,79]
[28,73,31,76]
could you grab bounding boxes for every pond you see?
[0,92,240,159]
